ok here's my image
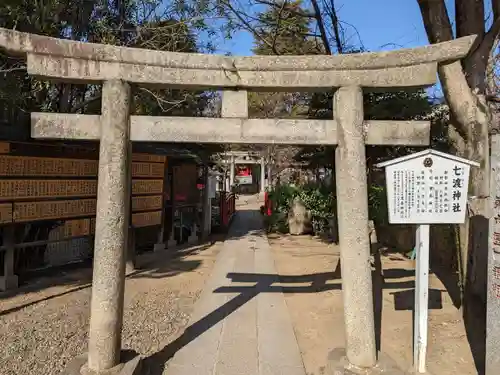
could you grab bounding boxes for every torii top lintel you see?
[0,28,476,91]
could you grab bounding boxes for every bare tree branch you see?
[139,87,188,113]
[0,66,27,73]
[219,0,280,54]
[326,0,344,53]
[311,0,332,54]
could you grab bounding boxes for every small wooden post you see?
[0,225,18,291]
[154,158,169,251]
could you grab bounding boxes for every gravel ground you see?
[269,234,477,375]
[0,242,222,375]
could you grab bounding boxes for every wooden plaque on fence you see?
[13,199,97,222]
[0,142,10,154]
[132,154,167,163]
[132,210,162,227]
[131,195,163,212]
[50,218,93,240]
[0,180,98,201]
[0,155,98,177]
[0,203,12,224]
[0,155,165,179]
[132,162,165,178]
[131,180,163,195]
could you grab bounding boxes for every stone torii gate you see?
[219,151,268,192]
[0,28,475,374]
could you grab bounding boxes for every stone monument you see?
[0,27,476,374]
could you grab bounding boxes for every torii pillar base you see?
[63,351,142,375]
[326,348,405,375]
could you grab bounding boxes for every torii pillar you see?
[0,26,477,375]
[335,86,376,367]
[87,80,132,372]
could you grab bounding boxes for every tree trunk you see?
[418,0,491,302]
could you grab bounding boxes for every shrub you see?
[266,181,389,235]
[266,182,334,236]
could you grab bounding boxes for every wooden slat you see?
[0,142,10,154]
[132,153,166,163]
[13,199,96,222]
[131,195,162,212]
[49,218,93,240]
[132,180,163,195]
[132,210,162,228]
[0,155,166,179]
[0,180,97,201]
[0,203,12,224]
[132,162,165,178]
[0,179,163,200]
[0,155,97,176]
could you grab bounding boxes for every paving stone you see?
[166,204,306,375]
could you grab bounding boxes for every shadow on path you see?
[0,240,216,316]
[143,270,342,374]
[143,258,442,374]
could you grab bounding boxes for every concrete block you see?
[326,348,406,375]
[167,239,177,248]
[0,275,18,291]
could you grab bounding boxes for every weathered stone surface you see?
[363,121,430,145]
[288,197,312,235]
[32,112,431,146]
[0,27,475,71]
[222,90,248,118]
[63,351,142,375]
[326,348,406,375]
[87,80,131,372]
[31,112,101,139]
[27,54,438,89]
[368,220,378,247]
[487,134,500,375]
[335,86,377,368]
[0,25,478,375]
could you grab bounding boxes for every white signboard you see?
[377,149,479,374]
[235,175,253,185]
[377,150,478,225]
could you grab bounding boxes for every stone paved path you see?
[166,198,306,375]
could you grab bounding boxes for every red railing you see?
[264,192,272,216]
[219,192,236,229]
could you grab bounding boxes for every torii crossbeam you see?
[0,27,476,375]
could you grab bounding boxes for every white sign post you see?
[376,149,478,374]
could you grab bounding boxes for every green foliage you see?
[266,184,298,233]
[267,181,390,236]
[252,0,322,56]
[266,182,335,235]
[368,183,388,225]
[0,0,222,159]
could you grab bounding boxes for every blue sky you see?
[218,0,445,56]
[208,0,481,98]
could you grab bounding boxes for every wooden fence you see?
[0,141,167,287]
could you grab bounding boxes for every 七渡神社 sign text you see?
[376,149,478,374]
[378,149,475,225]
